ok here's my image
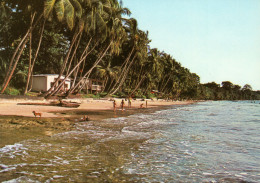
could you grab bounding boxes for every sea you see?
[0,101,259,182]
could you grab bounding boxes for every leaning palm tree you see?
[45,0,127,97]
[40,0,85,97]
[93,60,118,92]
[24,0,83,94]
[63,0,131,96]
[1,0,83,94]
[107,17,139,95]
[1,0,41,94]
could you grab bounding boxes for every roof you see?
[32,74,71,80]
[33,74,59,77]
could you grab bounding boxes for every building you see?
[75,77,104,93]
[31,74,71,92]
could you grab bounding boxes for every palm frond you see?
[64,0,75,30]
[44,0,56,18]
[54,0,65,21]
[71,0,82,18]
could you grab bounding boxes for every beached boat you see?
[59,101,80,108]
[17,102,56,106]
[18,100,80,108]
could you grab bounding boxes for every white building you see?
[31,74,71,92]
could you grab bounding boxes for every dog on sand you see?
[32,111,42,118]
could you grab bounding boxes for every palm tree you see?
[1,0,83,94]
[94,60,118,92]
[64,0,131,96]
[1,11,35,93]
[46,0,128,97]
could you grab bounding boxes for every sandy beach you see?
[0,98,195,147]
[0,98,194,118]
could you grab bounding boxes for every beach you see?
[0,98,195,147]
[0,101,259,182]
[0,98,194,118]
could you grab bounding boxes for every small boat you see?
[17,102,54,106]
[59,101,80,108]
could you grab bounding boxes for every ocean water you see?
[0,101,259,182]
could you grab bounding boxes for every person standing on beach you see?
[146,100,148,108]
[121,99,125,111]
[128,97,132,108]
[113,100,117,112]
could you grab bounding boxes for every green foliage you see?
[83,94,100,99]
[111,94,119,98]
[3,87,21,95]
[99,92,108,97]
[0,0,258,101]
[134,90,146,99]
[115,91,126,98]
[146,93,156,99]
[25,92,39,97]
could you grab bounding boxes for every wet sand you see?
[0,98,195,147]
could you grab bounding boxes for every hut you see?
[31,74,71,92]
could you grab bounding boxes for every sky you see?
[122,0,260,90]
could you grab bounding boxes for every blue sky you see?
[123,0,260,90]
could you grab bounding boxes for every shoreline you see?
[0,98,196,147]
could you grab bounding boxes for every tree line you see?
[0,0,259,100]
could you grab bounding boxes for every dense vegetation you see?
[0,0,259,100]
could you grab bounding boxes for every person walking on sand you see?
[113,100,117,112]
[121,99,125,111]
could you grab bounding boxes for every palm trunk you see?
[129,75,146,97]
[42,29,81,97]
[71,59,80,89]
[1,26,32,92]
[161,77,171,93]
[3,22,33,83]
[52,38,96,96]
[101,77,108,92]
[108,46,135,94]
[109,53,137,95]
[159,74,167,91]
[66,30,83,76]
[47,38,99,97]
[106,78,115,93]
[24,13,35,94]
[131,66,143,90]
[1,12,43,94]
[28,19,46,92]
[1,37,29,93]
[68,42,112,95]
[23,28,32,95]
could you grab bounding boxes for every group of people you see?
[113,98,147,112]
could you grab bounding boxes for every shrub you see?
[4,87,21,95]
[83,94,95,98]
[83,93,100,99]
[147,93,156,99]
[115,91,126,98]
[25,92,39,97]
[111,94,119,98]
[99,92,107,97]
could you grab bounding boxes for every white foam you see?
[0,143,27,154]
[53,175,64,179]
[202,172,214,176]
[2,176,40,183]
[0,143,28,159]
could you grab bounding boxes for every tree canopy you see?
[0,0,259,100]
